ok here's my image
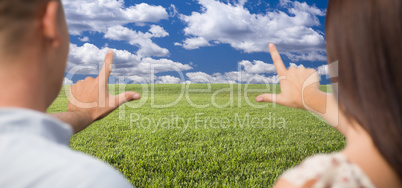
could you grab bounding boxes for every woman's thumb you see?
[256,94,282,104]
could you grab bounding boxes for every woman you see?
[257,0,401,187]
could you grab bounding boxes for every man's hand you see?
[52,50,140,133]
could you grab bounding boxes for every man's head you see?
[0,0,70,110]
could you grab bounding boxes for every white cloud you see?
[237,0,248,6]
[289,63,305,68]
[288,63,329,76]
[156,75,182,84]
[239,60,276,74]
[280,0,291,6]
[186,72,214,83]
[138,57,193,75]
[104,25,169,57]
[125,75,152,84]
[179,0,326,61]
[281,0,326,16]
[185,60,279,84]
[186,72,236,83]
[63,77,73,85]
[149,25,169,38]
[67,43,192,82]
[63,1,171,58]
[225,71,279,84]
[285,63,330,77]
[63,0,168,35]
[181,37,211,50]
[284,51,327,62]
[168,4,179,17]
[316,64,329,76]
[78,36,89,42]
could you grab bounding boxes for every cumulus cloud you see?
[185,59,329,85]
[78,36,89,42]
[104,25,170,57]
[284,51,327,62]
[289,62,305,68]
[185,59,279,84]
[149,25,169,38]
[288,63,329,76]
[224,71,279,84]
[316,64,329,76]
[179,0,326,61]
[168,4,179,17]
[66,43,192,82]
[280,0,326,16]
[239,60,276,74]
[181,37,211,50]
[63,77,73,85]
[186,72,235,83]
[156,75,182,84]
[64,1,171,58]
[63,0,169,35]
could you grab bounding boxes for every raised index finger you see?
[269,43,287,76]
[98,50,113,83]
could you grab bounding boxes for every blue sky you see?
[62,0,330,85]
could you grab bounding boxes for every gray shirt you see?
[0,108,132,188]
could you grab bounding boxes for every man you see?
[0,0,139,187]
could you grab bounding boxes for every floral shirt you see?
[281,153,375,188]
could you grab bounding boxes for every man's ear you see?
[42,1,60,47]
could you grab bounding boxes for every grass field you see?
[47,84,344,187]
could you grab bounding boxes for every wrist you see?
[77,110,95,123]
[302,86,326,112]
[69,110,95,126]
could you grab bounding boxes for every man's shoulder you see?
[0,134,133,188]
[59,151,133,188]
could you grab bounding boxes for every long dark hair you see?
[326,0,402,179]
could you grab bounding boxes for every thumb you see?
[115,91,141,106]
[256,94,283,104]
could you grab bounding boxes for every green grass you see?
[47,84,344,187]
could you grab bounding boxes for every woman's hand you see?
[257,43,347,134]
[256,43,322,111]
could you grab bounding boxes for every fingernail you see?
[256,96,263,102]
[269,43,274,48]
[133,93,141,99]
[108,49,113,54]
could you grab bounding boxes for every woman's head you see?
[326,0,402,178]
[0,0,70,108]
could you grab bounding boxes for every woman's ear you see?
[41,1,60,47]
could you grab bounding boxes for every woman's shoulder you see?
[278,152,375,188]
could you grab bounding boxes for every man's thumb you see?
[116,91,141,106]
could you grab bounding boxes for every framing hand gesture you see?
[65,50,141,131]
[256,43,321,110]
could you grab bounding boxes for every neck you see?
[343,122,402,188]
[0,57,48,112]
